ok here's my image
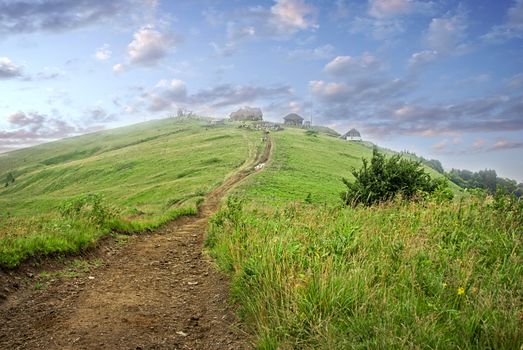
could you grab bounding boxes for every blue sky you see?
[0,0,522,181]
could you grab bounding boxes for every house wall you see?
[346,135,362,141]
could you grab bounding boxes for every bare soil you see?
[0,139,272,350]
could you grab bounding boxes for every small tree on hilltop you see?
[342,147,446,206]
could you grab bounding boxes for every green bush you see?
[59,193,117,226]
[305,129,318,137]
[342,147,446,206]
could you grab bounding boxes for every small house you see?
[230,107,263,121]
[283,113,304,126]
[343,128,362,141]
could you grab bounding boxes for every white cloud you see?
[113,63,126,73]
[0,57,23,79]
[227,22,257,42]
[115,26,176,69]
[0,0,157,36]
[324,53,383,77]
[129,79,292,114]
[408,50,439,70]
[425,10,469,53]
[309,80,349,102]
[155,79,187,98]
[270,0,318,33]
[483,0,523,42]
[128,26,173,65]
[94,44,112,61]
[210,0,318,55]
[368,0,435,18]
[368,0,413,18]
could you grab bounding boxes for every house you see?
[283,113,304,126]
[230,107,263,121]
[343,128,362,141]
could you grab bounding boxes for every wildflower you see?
[457,287,465,295]
[442,283,447,289]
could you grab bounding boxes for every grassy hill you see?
[234,127,455,205]
[1,117,520,348]
[1,118,261,215]
[0,117,262,267]
[0,119,459,267]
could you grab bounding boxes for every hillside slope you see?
[1,118,260,216]
[1,119,456,267]
[0,117,262,267]
[234,127,455,205]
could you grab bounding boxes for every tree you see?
[342,147,442,206]
[425,159,444,173]
[176,107,194,118]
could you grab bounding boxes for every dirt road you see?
[0,138,272,350]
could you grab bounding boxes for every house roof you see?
[230,106,263,120]
[283,113,304,121]
[344,128,361,137]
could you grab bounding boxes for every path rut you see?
[0,138,272,350]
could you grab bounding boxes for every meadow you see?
[208,193,522,349]
[208,127,522,349]
[233,127,454,205]
[0,117,261,267]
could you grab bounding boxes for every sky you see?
[0,0,522,181]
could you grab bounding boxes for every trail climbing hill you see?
[0,138,272,350]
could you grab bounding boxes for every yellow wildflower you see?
[457,287,465,295]
[442,283,447,289]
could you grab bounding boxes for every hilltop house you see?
[230,107,263,121]
[343,128,362,141]
[283,113,304,126]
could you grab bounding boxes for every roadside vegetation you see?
[0,117,261,267]
[208,193,522,348]
[209,137,522,349]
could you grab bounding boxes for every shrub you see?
[305,129,318,137]
[342,147,444,206]
[59,193,117,226]
[5,172,15,187]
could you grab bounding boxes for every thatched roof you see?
[230,107,263,121]
[283,113,304,122]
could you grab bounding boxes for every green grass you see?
[207,196,523,349]
[207,127,519,349]
[0,117,261,267]
[234,128,456,206]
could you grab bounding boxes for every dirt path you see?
[0,138,272,350]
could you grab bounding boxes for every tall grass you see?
[0,201,197,268]
[207,196,523,349]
